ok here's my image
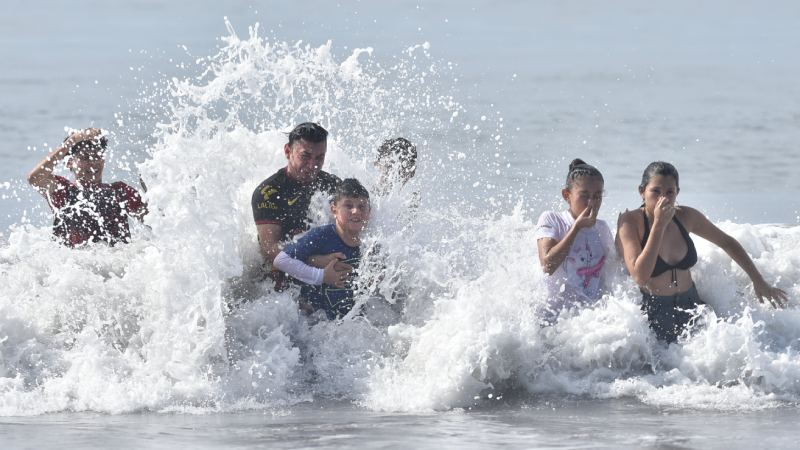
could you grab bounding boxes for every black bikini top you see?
[640,209,698,278]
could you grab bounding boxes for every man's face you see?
[67,151,105,181]
[284,139,327,184]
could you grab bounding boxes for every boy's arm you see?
[273,251,324,285]
[273,251,347,288]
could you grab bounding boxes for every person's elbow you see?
[257,237,280,263]
[272,251,287,270]
[27,170,42,187]
[539,256,558,276]
[631,271,650,288]
[718,234,740,253]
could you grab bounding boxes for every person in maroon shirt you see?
[27,128,147,247]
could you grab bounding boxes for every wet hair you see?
[65,135,108,159]
[639,161,679,190]
[287,122,328,146]
[377,137,417,178]
[331,178,370,204]
[565,158,603,189]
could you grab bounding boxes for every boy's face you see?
[331,196,371,235]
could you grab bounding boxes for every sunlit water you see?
[2,1,800,448]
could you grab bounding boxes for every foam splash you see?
[2,22,800,416]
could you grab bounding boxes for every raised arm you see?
[28,128,102,196]
[617,199,674,287]
[537,206,597,275]
[687,207,787,307]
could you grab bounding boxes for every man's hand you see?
[65,128,103,147]
[322,257,352,288]
[309,252,354,273]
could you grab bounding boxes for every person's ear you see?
[284,143,292,159]
[561,188,570,202]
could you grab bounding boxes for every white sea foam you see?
[2,22,799,416]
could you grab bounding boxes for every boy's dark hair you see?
[287,122,328,146]
[65,135,108,158]
[565,158,603,189]
[331,178,370,204]
[640,161,679,190]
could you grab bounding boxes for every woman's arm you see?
[617,199,674,287]
[686,207,788,307]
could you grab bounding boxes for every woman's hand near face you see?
[652,196,676,227]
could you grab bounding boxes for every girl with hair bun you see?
[535,159,614,317]
[617,161,788,343]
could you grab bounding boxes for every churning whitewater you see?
[2,22,799,417]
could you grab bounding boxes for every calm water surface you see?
[3,399,800,449]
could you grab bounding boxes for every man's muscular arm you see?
[256,223,284,264]
[28,128,102,196]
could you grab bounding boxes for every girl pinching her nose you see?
[616,161,788,343]
[535,159,614,319]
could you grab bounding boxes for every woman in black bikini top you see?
[640,209,698,285]
[617,161,787,343]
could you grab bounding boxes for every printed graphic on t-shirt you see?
[563,234,606,294]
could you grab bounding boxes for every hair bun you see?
[569,158,587,172]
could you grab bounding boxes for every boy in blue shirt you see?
[273,178,371,319]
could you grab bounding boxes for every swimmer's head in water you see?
[286,122,328,146]
[563,159,604,217]
[65,135,107,181]
[331,178,370,204]
[565,158,603,190]
[330,178,371,235]
[66,136,107,161]
[639,161,680,191]
[639,161,680,208]
[284,122,328,183]
[376,137,417,183]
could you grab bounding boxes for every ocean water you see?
[2,0,800,448]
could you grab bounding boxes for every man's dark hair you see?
[331,178,370,204]
[65,136,108,158]
[287,122,328,146]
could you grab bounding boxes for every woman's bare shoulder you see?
[618,208,643,226]
[675,205,706,229]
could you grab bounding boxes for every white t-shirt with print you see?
[535,210,614,308]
